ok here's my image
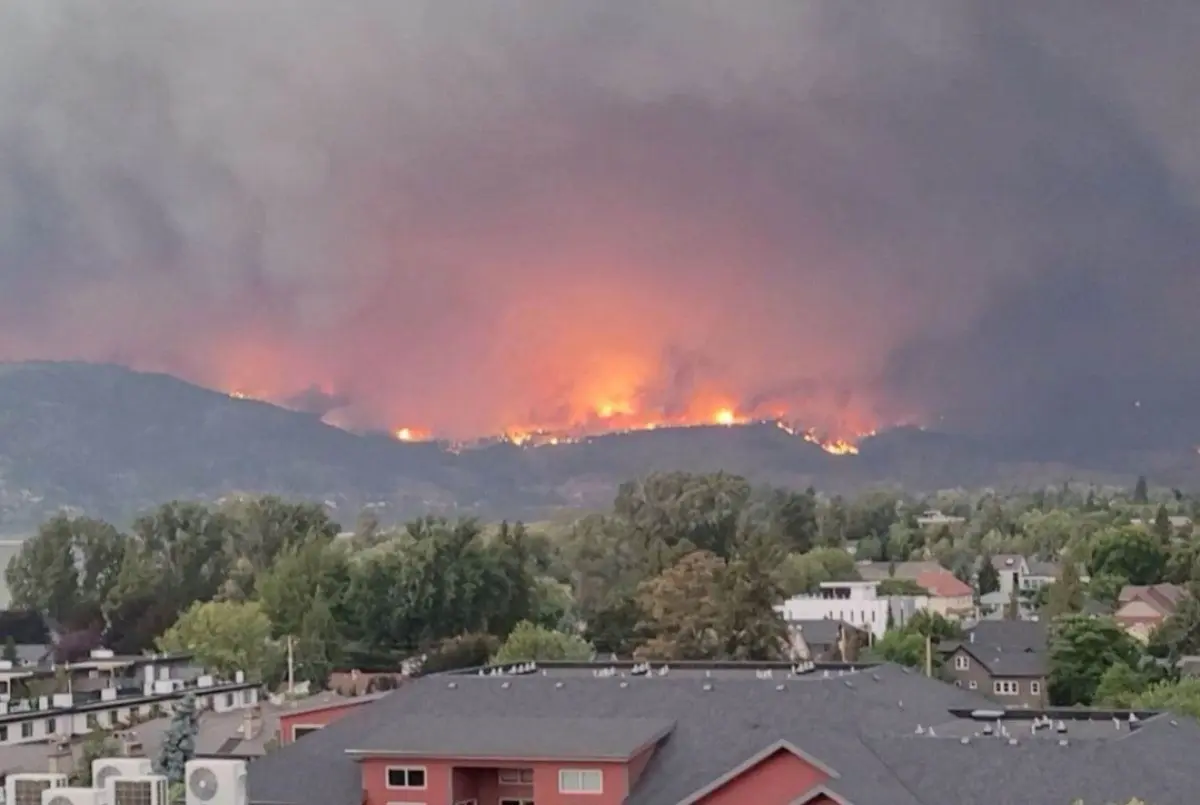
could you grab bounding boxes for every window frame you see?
[20,721,33,738]
[558,768,603,794]
[385,766,428,791]
[993,680,1020,696]
[954,654,970,671]
[291,724,322,741]
[498,769,534,785]
[1030,680,1042,695]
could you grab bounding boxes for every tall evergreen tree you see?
[154,693,198,783]
[977,554,1000,596]
[1133,475,1149,504]
[1045,561,1084,618]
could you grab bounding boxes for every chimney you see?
[242,705,262,741]
[47,737,73,776]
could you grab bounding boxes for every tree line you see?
[7,472,1200,699]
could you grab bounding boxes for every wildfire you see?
[393,427,432,442]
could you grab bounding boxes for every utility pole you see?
[286,635,295,694]
[924,633,933,678]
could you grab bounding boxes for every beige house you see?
[1114,584,1187,642]
[915,570,974,619]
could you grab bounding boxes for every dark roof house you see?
[247,660,1200,805]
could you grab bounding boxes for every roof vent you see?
[843,680,854,688]
[775,684,786,692]
[982,724,993,736]
[446,682,457,689]
[897,700,904,709]
[501,681,510,689]
[1170,719,1178,727]
[702,683,713,691]
[1055,720,1067,734]
[1008,738,1018,746]
[915,725,924,735]
[1058,739,1069,747]
[871,673,881,682]
[960,736,970,745]
[555,682,564,689]
[619,681,628,688]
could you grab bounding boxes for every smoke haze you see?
[1,1,1198,446]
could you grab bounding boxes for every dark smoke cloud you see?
[0,1,1197,446]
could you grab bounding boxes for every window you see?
[224,693,234,707]
[20,721,32,738]
[46,718,56,734]
[386,767,427,789]
[500,800,534,805]
[559,769,603,794]
[498,769,534,784]
[954,654,970,671]
[968,681,978,690]
[86,713,99,729]
[993,680,1020,696]
[292,725,322,741]
[1030,681,1042,695]
[0,726,6,741]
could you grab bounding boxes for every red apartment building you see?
[248,660,1200,805]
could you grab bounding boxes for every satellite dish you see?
[188,767,220,801]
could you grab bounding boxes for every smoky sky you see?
[0,1,1198,445]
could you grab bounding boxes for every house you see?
[914,571,973,619]
[941,621,1048,708]
[777,581,923,640]
[277,691,388,745]
[989,555,1028,599]
[1130,515,1193,532]
[247,659,1200,805]
[855,561,945,583]
[1114,584,1188,642]
[1022,560,1060,591]
[915,510,966,528]
[784,620,869,662]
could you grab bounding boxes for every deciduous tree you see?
[157,600,277,680]
[492,620,593,664]
[1049,615,1143,706]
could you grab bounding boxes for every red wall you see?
[695,748,829,805]
[278,700,371,745]
[359,758,630,805]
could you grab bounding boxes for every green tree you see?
[157,600,277,680]
[1044,561,1084,618]
[293,588,340,688]
[70,729,119,786]
[492,621,593,664]
[257,537,348,638]
[717,537,789,661]
[1049,615,1143,706]
[3,636,17,664]
[1146,589,1200,665]
[635,551,726,660]
[6,515,127,628]
[1133,475,1149,504]
[871,630,926,668]
[1094,662,1146,708]
[1134,676,1200,719]
[154,693,198,784]
[977,554,1000,596]
[877,578,926,596]
[1088,528,1168,586]
[777,548,859,595]
[1004,585,1021,620]
[1153,504,1172,541]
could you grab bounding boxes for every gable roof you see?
[856,561,944,582]
[673,739,840,805]
[345,715,675,760]
[916,570,972,599]
[989,554,1026,572]
[246,662,1200,805]
[954,621,1048,677]
[1118,584,1186,615]
[247,664,987,805]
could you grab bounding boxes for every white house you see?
[776,581,925,640]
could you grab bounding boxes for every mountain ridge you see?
[0,361,1193,533]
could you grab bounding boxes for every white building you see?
[776,581,925,640]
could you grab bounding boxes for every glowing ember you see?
[714,408,737,426]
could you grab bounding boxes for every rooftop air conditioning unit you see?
[42,789,107,805]
[105,774,168,805]
[6,774,67,805]
[93,758,153,791]
[185,758,248,805]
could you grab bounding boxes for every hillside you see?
[0,361,1195,532]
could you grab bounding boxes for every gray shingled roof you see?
[346,715,675,760]
[790,619,845,646]
[246,662,1200,805]
[958,621,1048,677]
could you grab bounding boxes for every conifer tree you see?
[154,693,198,784]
